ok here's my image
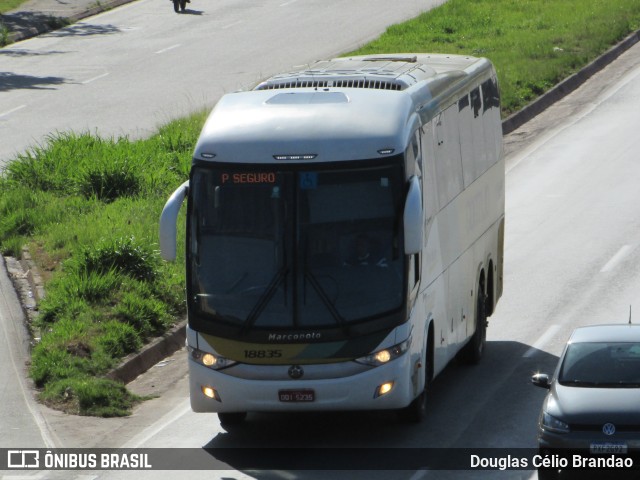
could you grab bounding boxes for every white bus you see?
[160,53,505,425]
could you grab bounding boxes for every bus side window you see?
[408,253,420,303]
[458,94,470,112]
[406,130,422,179]
[481,78,500,111]
[470,87,482,118]
[434,105,464,209]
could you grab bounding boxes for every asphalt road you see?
[0,0,443,166]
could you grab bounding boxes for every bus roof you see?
[193,53,493,164]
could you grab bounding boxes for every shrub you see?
[37,297,90,326]
[115,291,171,338]
[79,162,141,202]
[76,236,158,282]
[97,320,142,358]
[40,376,142,417]
[56,268,120,302]
[30,348,89,387]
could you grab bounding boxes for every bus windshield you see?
[188,160,405,335]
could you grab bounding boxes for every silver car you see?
[532,323,640,479]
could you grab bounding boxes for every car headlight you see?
[188,346,237,370]
[355,337,412,367]
[541,411,570,434]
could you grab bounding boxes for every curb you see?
[106,320,186,384]
[4,0,138,44]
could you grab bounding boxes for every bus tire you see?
[398,389,425,423]
[462,282,487,364]
[218,412,247,426]
[398,330,433,423]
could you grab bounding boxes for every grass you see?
[346,0,640,115]
[0,0,26,14]
[0,0,30,46]
[0,117,204,416]
[1,0,640,416]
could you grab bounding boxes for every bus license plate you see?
[278,389,315,402]
[590,442,627,454]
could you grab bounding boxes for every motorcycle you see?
[173,0,188,13]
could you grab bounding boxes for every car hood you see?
[549,383,640,425]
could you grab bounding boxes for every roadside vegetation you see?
[0,117,204,416]
[347,0,640,115]
[1,0,639,416]
[0,0,26,14]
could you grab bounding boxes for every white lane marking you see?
[121,399,191,448]
[81,73,110,84]
[222,21,243,29]
[523,325,560,357]
[600,245,633,273]
[0,105,27,118]
[155,44,181,54]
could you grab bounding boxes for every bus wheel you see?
[462,283,487,364]
[398,337,432,423]
[398,389,425,423]
[218,412,247,426]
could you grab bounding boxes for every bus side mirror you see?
[404,176,423,255]
[159,180,189,261]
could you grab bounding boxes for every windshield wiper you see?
[304,268,346,329]
[240,267,289,334]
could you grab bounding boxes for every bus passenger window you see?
[470,87,482,118]
[458,95,470,112]
[482,78,500,111]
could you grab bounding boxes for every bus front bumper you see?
[188,354,416,413]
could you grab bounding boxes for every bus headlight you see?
[189,346,237,370]
[355,337,412,367]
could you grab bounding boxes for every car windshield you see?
[188,160,405,333]
[558,342,640,387]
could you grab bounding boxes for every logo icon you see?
[288,365,304,379]
[8,450,40,468]
[602,423,616,436]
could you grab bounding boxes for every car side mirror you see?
[531,373,551,389]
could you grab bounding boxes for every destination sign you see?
[221,172,277,184]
